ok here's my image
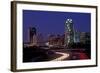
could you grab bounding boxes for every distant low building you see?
[74,31,90,44]
[37,33,45,46]
[47,34,64,47]
[80,32,90,44]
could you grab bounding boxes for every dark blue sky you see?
[23,10,91,42]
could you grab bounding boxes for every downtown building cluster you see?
[24,19,90,48]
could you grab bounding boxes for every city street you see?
[51,52,70,61]
[48,48,89,61]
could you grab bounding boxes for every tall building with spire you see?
[65,19,74,46]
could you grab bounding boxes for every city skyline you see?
[23,10,91,42]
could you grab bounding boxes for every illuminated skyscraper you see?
[65,19,74,46]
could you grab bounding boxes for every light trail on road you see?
[52,52,70,61]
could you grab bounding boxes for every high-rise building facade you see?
[29,27,37,45]
[74,31,80,43]
[65,19,74,46]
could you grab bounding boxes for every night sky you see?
[23,10,91,42]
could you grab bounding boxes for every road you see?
[52,52,70,61]
[49,48,89,61]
